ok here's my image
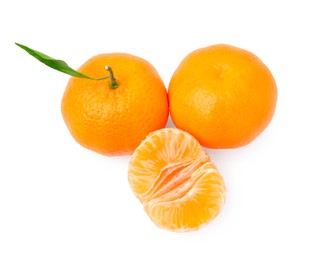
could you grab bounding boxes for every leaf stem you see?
[105,66,119,89]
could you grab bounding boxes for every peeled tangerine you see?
[128,128,226,232]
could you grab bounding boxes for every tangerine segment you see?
[128,128,226,231]
[128,128,208,196]
[145,163,225,231]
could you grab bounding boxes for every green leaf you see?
[15,43,108,80]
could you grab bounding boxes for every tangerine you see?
[128,128,226,232]
[168,44,277,148]
[61,53,169,156]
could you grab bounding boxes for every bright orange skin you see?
[168,44,277,148]
[61,53,169,156]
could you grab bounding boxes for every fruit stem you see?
[105,66,119,89]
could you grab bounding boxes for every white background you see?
[1,0,319,259]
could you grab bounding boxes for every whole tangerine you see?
[61,53,169,156]
[168,44,277,149]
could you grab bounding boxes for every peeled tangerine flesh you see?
[128,128,226,232]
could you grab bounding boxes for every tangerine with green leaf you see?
[16,43,169,156]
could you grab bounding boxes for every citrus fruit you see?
[61,53,169,156]
[128,128,226,232]
[168,44,277,149]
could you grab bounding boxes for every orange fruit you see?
[128,128,226,232]
[168,44,277,149]
[61,53,169,156]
